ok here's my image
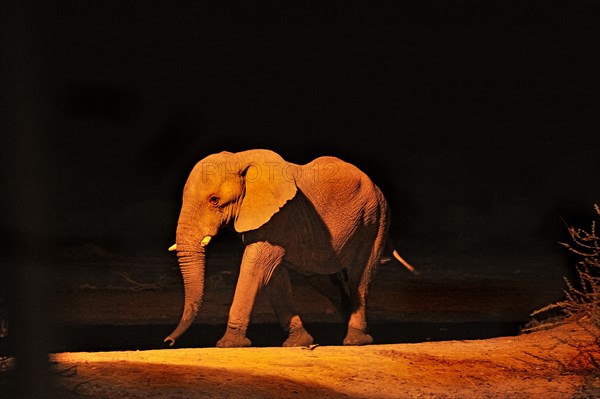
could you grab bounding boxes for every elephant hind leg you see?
[265,266,314,347]
[343,274,374,346]
[337,240,378,345]
[342,226,387,346]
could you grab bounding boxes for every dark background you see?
[3,2,600,259]
[1,2,599,397]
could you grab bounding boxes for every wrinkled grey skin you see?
[165,149,395,348]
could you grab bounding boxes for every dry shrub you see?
[524,205,600,395]
[529,204,600,330]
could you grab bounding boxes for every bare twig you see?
[115,272,162,292]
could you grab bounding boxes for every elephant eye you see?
[209,195,220,206]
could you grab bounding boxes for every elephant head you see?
[164,149,297,345]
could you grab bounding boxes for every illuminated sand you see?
[53,321,596,399]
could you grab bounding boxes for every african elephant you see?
[164,149,412,348]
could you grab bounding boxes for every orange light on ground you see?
[51,322,596,398]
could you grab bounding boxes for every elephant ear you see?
[234,149,297,233]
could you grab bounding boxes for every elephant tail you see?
[382,238,417,274]
[392,250,416,273]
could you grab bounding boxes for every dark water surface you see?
[16,321,526,353]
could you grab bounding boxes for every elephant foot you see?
[282,315,314,347]
[343,327,373,346]
[283,327,314,347]
[217,326,252,348]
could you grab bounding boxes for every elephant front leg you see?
[265,266,314,347]
[217,242,285,348]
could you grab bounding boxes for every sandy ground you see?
[51,320,599,399]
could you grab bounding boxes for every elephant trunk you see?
[164,244,206,346]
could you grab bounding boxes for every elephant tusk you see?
[169,238,211,250]
[393,250,416,273]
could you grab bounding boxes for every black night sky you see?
[2,2,600,259]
